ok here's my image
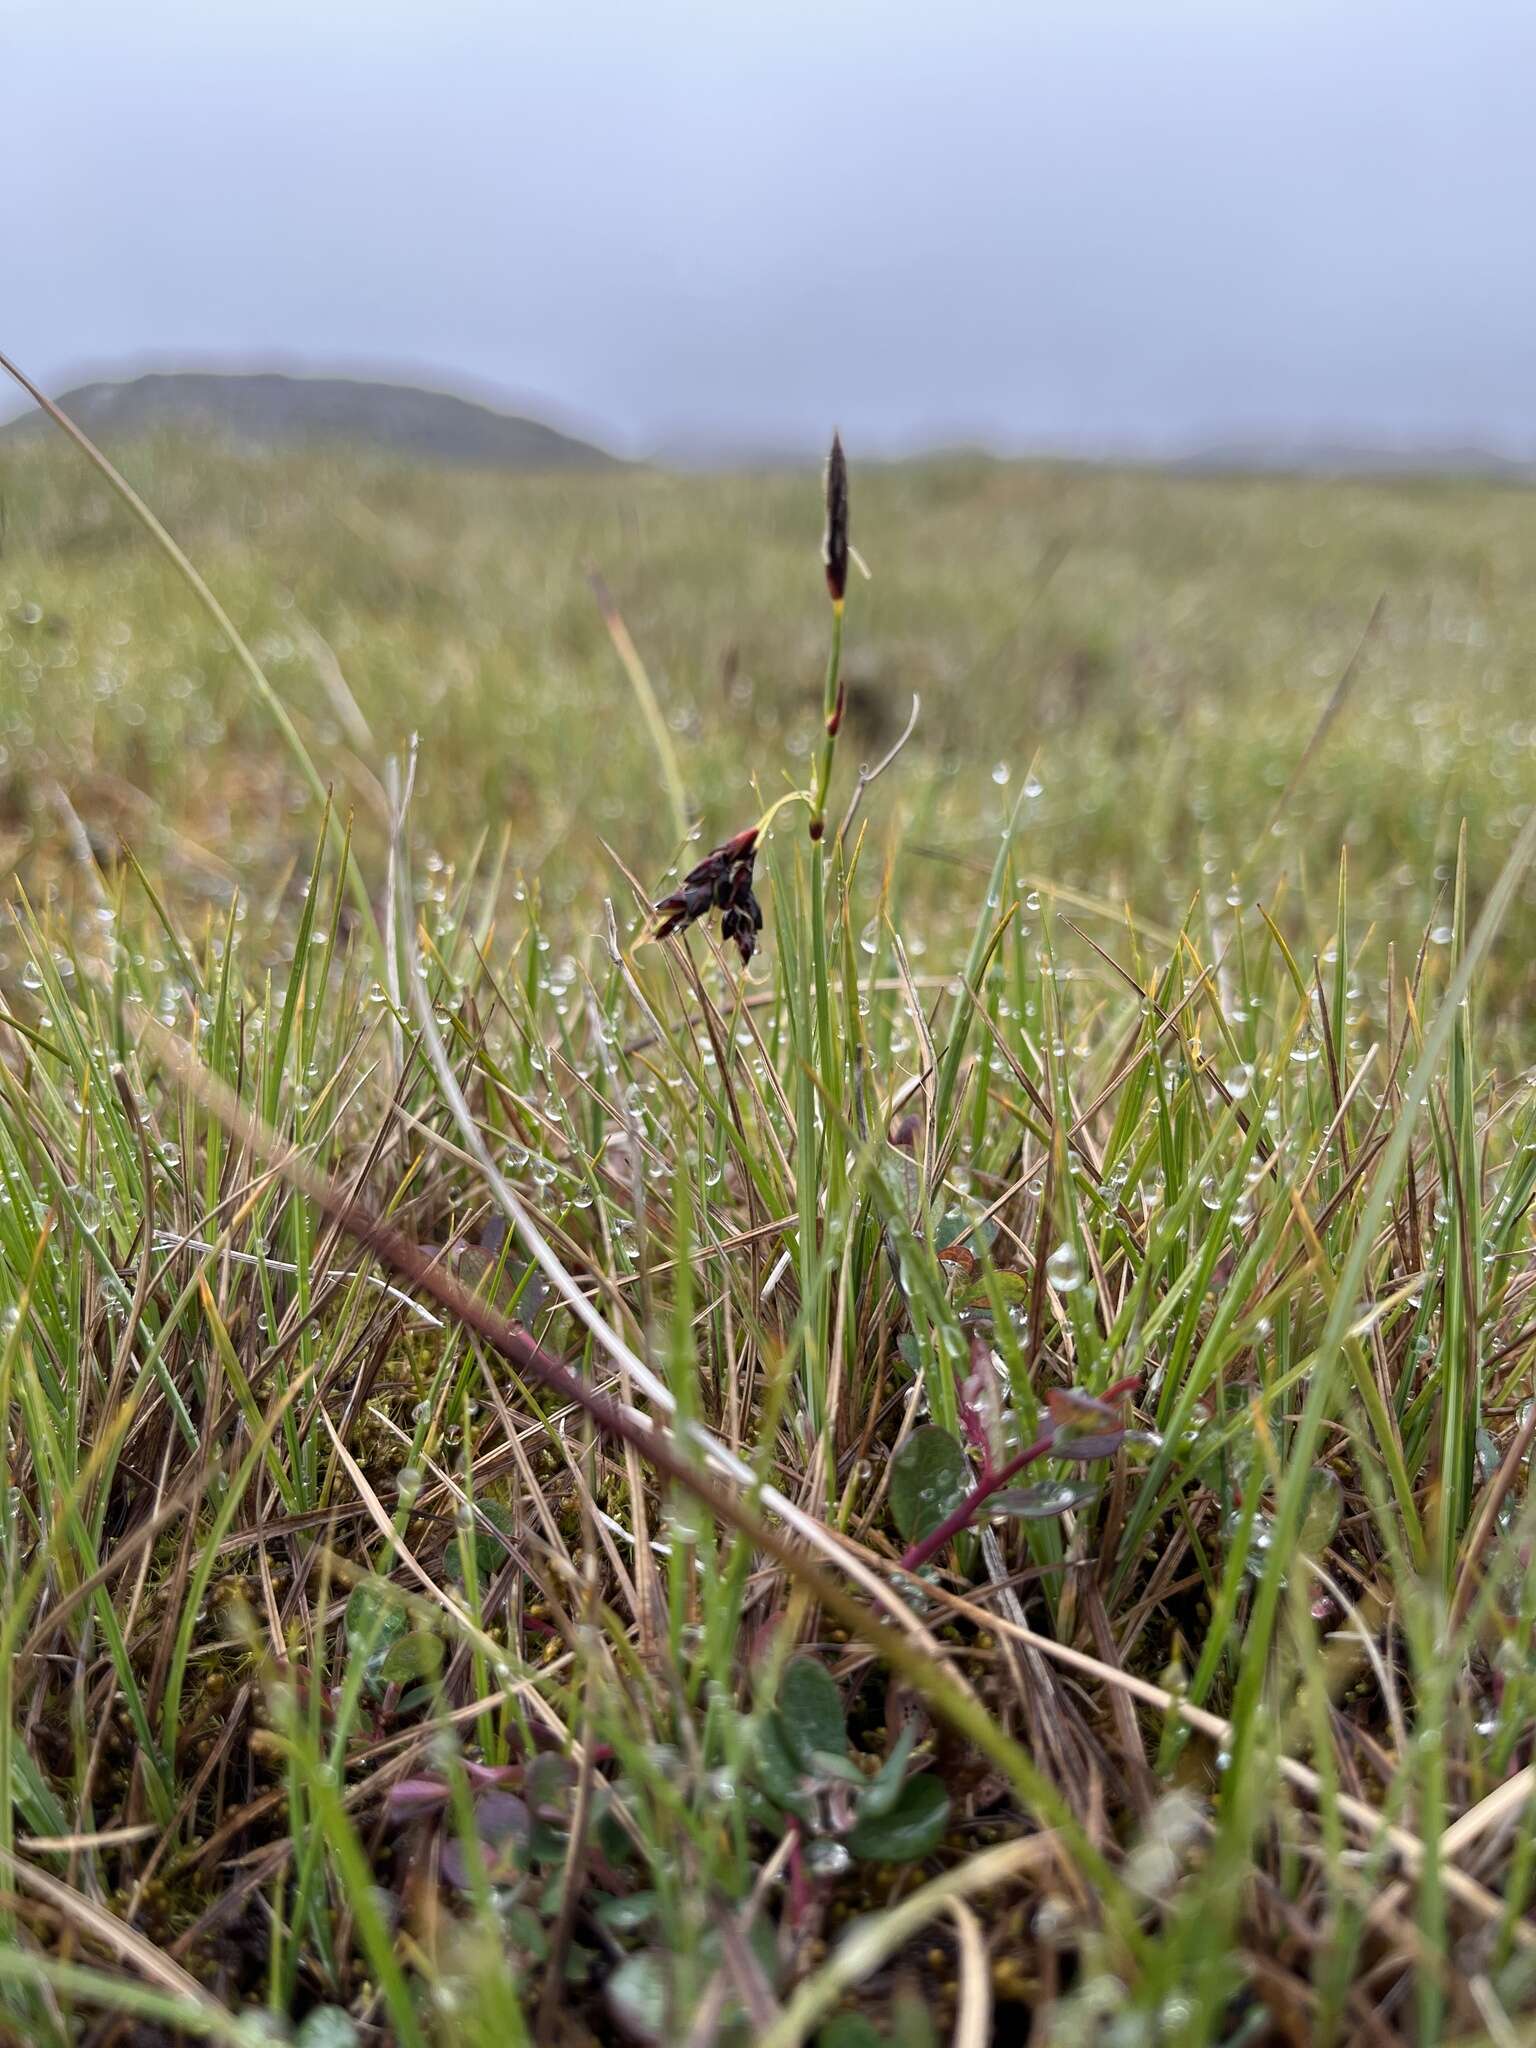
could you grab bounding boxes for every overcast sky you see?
[7,0,1536,459]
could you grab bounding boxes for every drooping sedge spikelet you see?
[651,826,763,964]
[823,431,849,606]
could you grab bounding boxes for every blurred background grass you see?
[3,433,1532,1019]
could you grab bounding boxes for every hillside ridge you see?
[1,369,619,470]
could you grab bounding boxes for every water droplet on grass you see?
[805,1840,852,1877]
[1045,1243,1082,1292]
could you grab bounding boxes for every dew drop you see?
[1045,1242,1082,1293]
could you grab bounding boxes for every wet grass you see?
[2,421,1536,2042]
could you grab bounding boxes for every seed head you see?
[822,432,849,605]
[652,827,764,966]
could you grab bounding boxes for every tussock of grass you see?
[2,412,1536,2043]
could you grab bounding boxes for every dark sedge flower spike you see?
[652,826,764,965]
[810,431,850,838]
[822,431,849,606]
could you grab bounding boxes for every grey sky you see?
[8,0,1536,458]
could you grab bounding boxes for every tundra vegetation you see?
[2,412,1536,2044]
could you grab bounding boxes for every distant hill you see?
[0,371,620,470]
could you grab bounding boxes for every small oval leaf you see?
[385,1776,451,1820]
[889,1427,971,1544]
[847,1772,950,1863]
[755,1715,816,1817]
[297,2010,361,2048]
[1050,1430,1125,1463]
[377,1631,445,1683]
[447,1500,516,1585]
[775,1655,847,1766]
[475,1788,531,1851]
[525,1751,578,1822]
[608,1951,670,2043]
[958,1270,1030,1311]
[595,1889,659,1934]
[344,1579,408,1650]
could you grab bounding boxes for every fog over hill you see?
[6,367,1534,484]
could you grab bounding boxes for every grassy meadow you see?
[3,422,1536,2044]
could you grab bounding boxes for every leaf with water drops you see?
[1044,1382,1141,1462]
[344,1578,408,1652]
[296,2011,361,2048]
[595,1890,659,1935]
[957,1269,1030,1314]
[776,1654,847,1766]
[607,1952,671,2043]
[1049,1429,1127,1463]
[889,1425,972,1543]
[377,1630,445,1684]
[935,1209,995,1251]
[989,1479,1099,1520]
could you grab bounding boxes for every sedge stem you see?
[808,599,845,841]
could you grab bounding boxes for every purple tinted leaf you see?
[955,1374,990,1457]
[955,1331,1000,1464]
[1045,1386,1121,1429]
[524,1752,577,1821]
[462,1760,521,1789]
[475,1789,531,1851]
[1051,1429,1126,1462]
[386,1777,451,1819]
[441,1820,524,1890]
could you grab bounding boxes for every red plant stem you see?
[899,1374,1143,1575]
[898,1431,1055,1574]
